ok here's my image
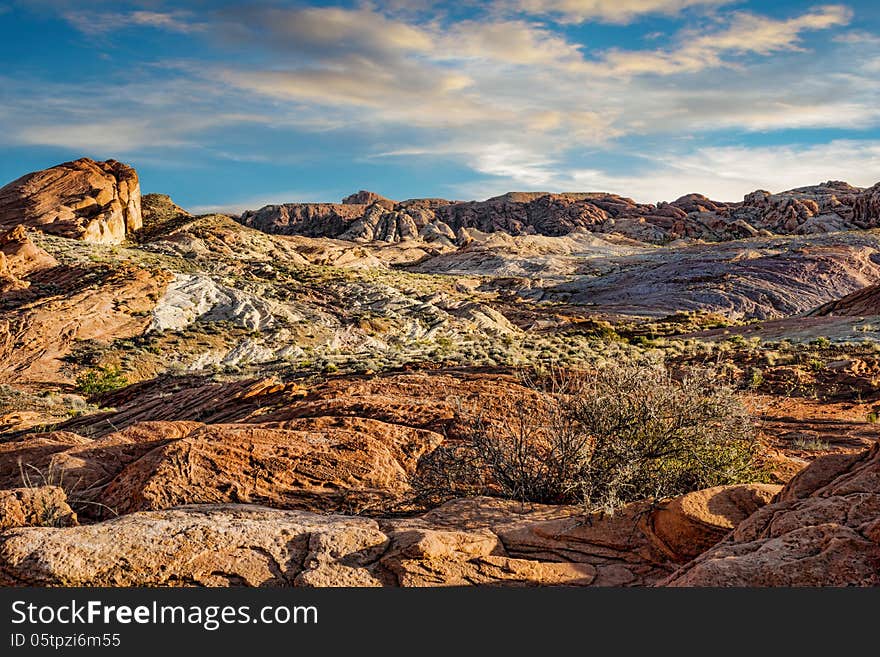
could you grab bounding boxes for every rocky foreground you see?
[0,368,877,587]
[1,408,877,586]
[1,158,879,586]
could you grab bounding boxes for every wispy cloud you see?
[591,5,853,75]
[502,0,733,24]
[63,9,200,34]
[7,1,877,206]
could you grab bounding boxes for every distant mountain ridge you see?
[239,180,880,245]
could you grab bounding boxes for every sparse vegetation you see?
[790,436,830,451]
[74,365,128,396]
[415,363,767,511]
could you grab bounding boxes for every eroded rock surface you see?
[0,486,77,530]
[0,485,777,587]
[0,158,141,244]
[663,443,880,586]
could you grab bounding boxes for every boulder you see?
[648,484,781,561]
[663,443,880,586]
[0,486,77,530]
[0,158,141,244]
[98,417,444,516]
[0,505,388,587]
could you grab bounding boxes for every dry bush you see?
[413,362,766,511]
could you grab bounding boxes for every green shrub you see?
[74,366,128,396]
[414,363,766,511]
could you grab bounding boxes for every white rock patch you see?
[150,274,276,332]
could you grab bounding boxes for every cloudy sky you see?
[1,1,880,210]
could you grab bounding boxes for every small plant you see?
[748,368,764,389]
[812,336,831,348]
[74,365,128,396]
[790,437,830,451]
[18,459,118,522]
[867,411,880,424]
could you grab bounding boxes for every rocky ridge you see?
[240,181,880,245]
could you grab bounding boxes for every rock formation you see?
[238,180,880,245]
[663,443,880,586]
[0,486,77,530]
[0,158,141,244]
[0,485,777,587]
[0,225,57,292]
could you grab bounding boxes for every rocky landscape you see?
[0,158,879,587]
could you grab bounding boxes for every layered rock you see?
[98,417,443,516]
[149,273,277,332]
[0,263,172,385]
[663,443,880,586]
[808,281,880,317]
[1,417,443,518]
[0,158,141,244]
[0,226,57,292]
[0,485,777,587]
[852,182,880,226]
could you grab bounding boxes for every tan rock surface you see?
[0,158,141,244]
[663,443,880,586]
[0,486,77,530]
[649,484,782,561]
[0,487,779,587]
[0,263,171,385]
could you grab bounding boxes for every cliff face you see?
[0,158,141,245]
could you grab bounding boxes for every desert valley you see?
[0,157,876,587]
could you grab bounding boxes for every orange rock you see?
[663,443,880,586]
[0,486,77,530]
[649,484,782,561]
[99,417,443,516]
[0,487,782,587]
[0,158,141,244]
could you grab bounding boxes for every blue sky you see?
[1,1,880,211]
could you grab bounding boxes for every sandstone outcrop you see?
[0,158,141,244]
[0,226,57,283]
[56,371,549,443]
[1,416,443,518]
[663,443,880,586]
[809,281,880,317]
[0,226,58,292]
[0,263,171,385]
[97,417,443,516]
[0,486,77,530]
[0,484,777,587]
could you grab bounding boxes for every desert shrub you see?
[413,363,766,511]
[74,365,128,396]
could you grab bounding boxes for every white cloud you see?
[453,141,880,203]
[592,5,853,75]
[19,2,878,205]
[16,119,186,152]
[439,19,585,66]
[504,0,732,24]
[63,10,200,34]
[217,5,434,58]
